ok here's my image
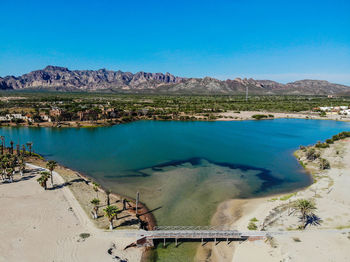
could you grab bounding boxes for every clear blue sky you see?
[1,0,349,84]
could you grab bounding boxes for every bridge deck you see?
[148,230,244,239]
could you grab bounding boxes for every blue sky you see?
[0,0,349,84]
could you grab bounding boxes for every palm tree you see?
[10,141,14,155]
[0,136,5,155]
[18,157,25,177]
[6,168,14,182]
[103,205,118,230]
[26,142,33,156]
[294,199,317,228]
[0,157,7,180]
[90,198,100,219]
[46,160,57,186]
[106,189,111,206]
[19,162,25,177]
[21,145,26,156]
[37,172,50,190]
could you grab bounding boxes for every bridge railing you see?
[152,225,230,231]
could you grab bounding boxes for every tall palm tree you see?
[19,161,25,177]
[106,189,111,206]
[16,144,20,156]
[10,141,14,155]
[0,155,9,181]
[103,205,118,230]
[6,168,14,182]
[294,199,317,228]
[26,142,33,156]
[21,145,26,156]
[46,160,57,186]
[0,136,5,155]
[90,198,100,219]
[37,172,50,190]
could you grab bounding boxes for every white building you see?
[319,106,349,112]
[340,109,350,116]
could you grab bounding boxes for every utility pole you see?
[135,191,140,217]
[245,85,249,102]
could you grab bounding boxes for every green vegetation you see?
[1,92,350,126]
[37,171,50,190]
[79,233,91,239]
[252,114,269,120]
[104,205,119,230]
[247,221,258,230]
[279,193,296,201]
[319,158,330,170]
[46,160,57,186]
[90,198,100,219]
[306,148,320,160]
[293,199,318,229]
[315,141,330,149]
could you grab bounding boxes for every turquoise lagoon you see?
[1,119,350,261]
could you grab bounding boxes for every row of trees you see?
[0,154,25,182]
[0,136,31,182]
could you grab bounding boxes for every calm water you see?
[1,119,350,261]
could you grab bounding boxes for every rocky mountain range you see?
[0,65,349,95]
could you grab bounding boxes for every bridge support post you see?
[201,238,203,246]
[163,238,166,248]
[175,238,178,247]
[214,238,216,245]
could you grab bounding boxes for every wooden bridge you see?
[117,226,276,248]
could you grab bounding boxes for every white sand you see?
[226,139,350,262]
[216,110,350,122]
[0,164,143,262]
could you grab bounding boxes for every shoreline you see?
[1,123,349,261]
[26,157,157,232]
[1,110,349,129]
[204,133,350,262]
[0,157,145,261]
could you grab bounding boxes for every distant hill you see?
[1,66,349,95]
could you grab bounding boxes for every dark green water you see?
[1,119,350,261]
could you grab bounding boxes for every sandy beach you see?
[201,137,350,262]
[215,110,350,122]
[0,162,143,262]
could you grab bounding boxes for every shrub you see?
[325,139,334,144]
[247,221,258,230]
[306,148,320,160]
[315,141,329,148]
[252,114,268,120]
[319,158,330,170]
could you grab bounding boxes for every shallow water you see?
[1,119,350,261]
